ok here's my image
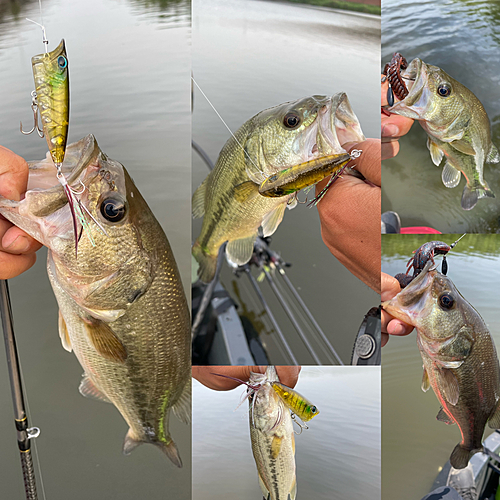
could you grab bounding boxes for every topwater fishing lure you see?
[21,19,104,254]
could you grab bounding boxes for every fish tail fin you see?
[122,428,183,468]
[156,439,183,468]
[192,240,217,283]
[450,443,473,469]
[461,182,495,211]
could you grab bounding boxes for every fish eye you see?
[57,55,68,69]
[100,196,127,223]
[439,292,455,310]
[283,112,301,129]
[437,84,451,97]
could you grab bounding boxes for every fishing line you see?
[191,78,264,176]
[18,358,47,500]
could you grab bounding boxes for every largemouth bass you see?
[192,92,365,283]
[382,261,500,469]
[387,58,499,210]
[0,135,191,467]
[249,367,297,500]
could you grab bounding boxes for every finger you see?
[0,220,42,255]
[275,366,301,388]
[382,332,389,347]
[381,117,414,141]
[341,139,381,186]
[382,141,400,161]
[0,146,29,201]
[381,309,414,336]
[0,251,37,279]
[381,273,401,301]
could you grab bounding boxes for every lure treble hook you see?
[20,91,44,137]
[291,412,308,435]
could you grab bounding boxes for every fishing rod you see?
[0,280,40,500]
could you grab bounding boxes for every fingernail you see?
[382,123,400,138]
[388,321,405,335]
[3,235,30,253]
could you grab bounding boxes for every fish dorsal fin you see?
[58,311,72,352]
[436,407,455,425]
[427,138,444,166]
[234,181,260,204]
[271,436,282,459]
[450,138,476,156]
[421,367,430,392]
[79,374,111,403]
[84,320,127,363]
[192,177,207,218]
[442,161,461,188]
[488,403,500,429]
[437,367,459,406]
[488,144,500,164]
[261,203,287,238]
[226,233,257,265]
[172,378,191,425]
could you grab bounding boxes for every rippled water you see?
[382,234,500,499]
[382,0,500,232]
[0,1,191,498]
[192,0,380,364]
[193,366,381,500]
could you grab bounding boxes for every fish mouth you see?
[288,92,364,166]
[382,260,436,325]
[0,135,100,245]
[387,58,431,119]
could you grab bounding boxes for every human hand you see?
[315,138,380,294]
[381,74,414,160]
[192,366,301,391]
[381,272,413,346]
[0,146,42,279]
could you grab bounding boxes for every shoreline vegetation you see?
[276,0,381,15]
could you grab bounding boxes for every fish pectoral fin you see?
[192,177,207,218]
[441,161,461,189]
[258,472,270,500]
[290,474,297,500]
[488,403,500,429]
[427,138,444,166]
[233,181,260,203]
[261,203,287,238]
[172,378,191,425]
[84,320,127,363]
[436,407,455,425]
[437,367,459,406]
[449,138,476,156]
[58,311,72,352]
[271,436,282,459]
[226,233,257,266]
[488,144,500,164]
[79,375,111,403]
[421,367,430,392]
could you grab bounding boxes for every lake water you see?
[192,366,381,499]
[0,1,191,498]
[382,234,500,499]
[192,0,381,364]
[382,0,500,232]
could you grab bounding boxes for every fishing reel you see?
[351,306,381,366]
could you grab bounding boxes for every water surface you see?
[193,366,381,499]
[382,0,500,232]
[192,0,381,364]
[0,1,191,498]
[382,234,500,499]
